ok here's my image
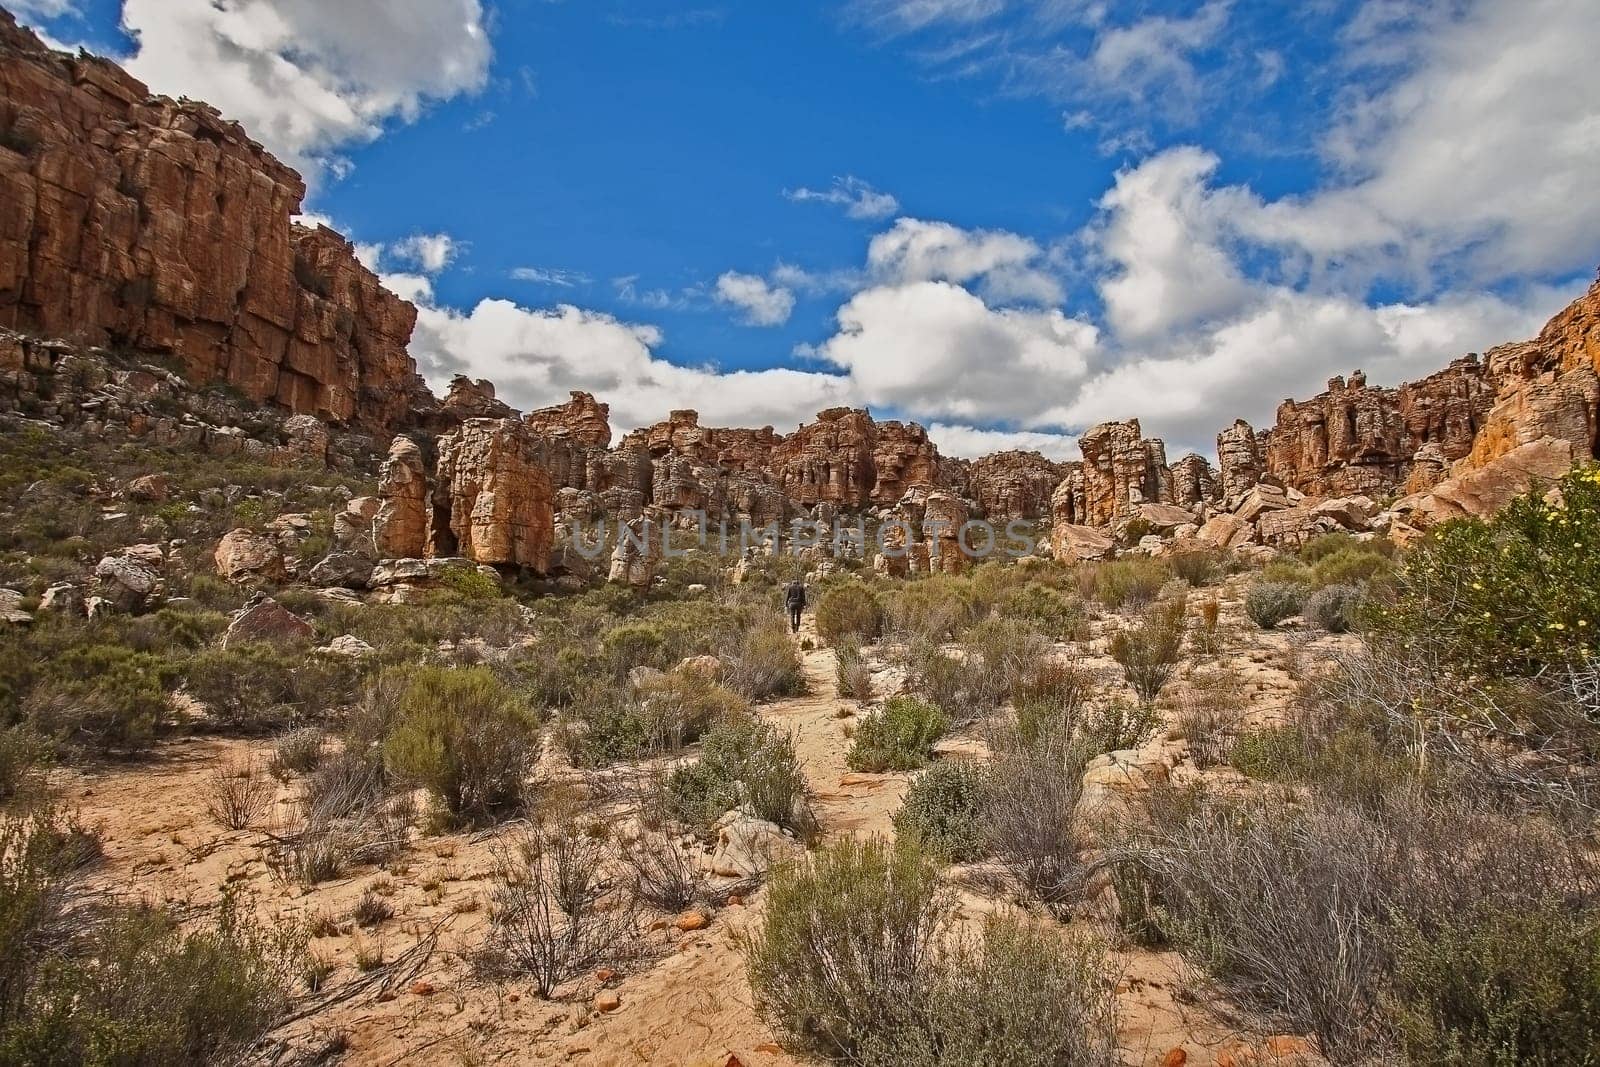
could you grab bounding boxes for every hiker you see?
[784,579,807,634]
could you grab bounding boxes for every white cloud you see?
[929,423,1078,462]
[511,266,592,287]
[867,218,1063,305]
[408,298,852,434]
[1230,0,1600,288]
[714,272,796,327]
[11,0,78,17]
[377,272,434,305]
[389,233,459,275]
[848,0,1006,34]
[817,280,1098,426]
[117,0,492,178]
[1093,148,1256,340]
[1087,0,1231,107]
[784,176,901,220]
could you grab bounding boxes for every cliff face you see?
[0,11,420,432]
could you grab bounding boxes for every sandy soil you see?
[54,588,1343,1066]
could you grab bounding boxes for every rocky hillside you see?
[0,10,422,432]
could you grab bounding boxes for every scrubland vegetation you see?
[5,406,1600,1065]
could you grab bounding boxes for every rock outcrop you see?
[965,450,1065,521]
[0,12,421,432]
[1077,420,1172,525]
[374,437,429,559]
[430,419,555,571]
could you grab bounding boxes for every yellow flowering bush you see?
[1381,466,1600,675]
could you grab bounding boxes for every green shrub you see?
[1011,659,1095,747]
[1108,601,1185,703]
[0,901,295,1065]
[894,914,1118,1067]
[995,583,1086,641]
[1245,580,1304,629]
[1169,548,1226,587]
[746,838,1118,1067]
[1379,466,1600,674]
[181,642,361,734]
[1312,546,1392,588]
[636,672,750,750]
[834,639,873,701]
[437,564,503,601]
[1083,699,1161,753]
[383,665,539,825]
[1305,583,1362,633]
[721,616,805,700]
[815,581,884,645]
[600,623,667,678]
[1093,557,1171,609]
[22,644,175,755]
[893,761,990,863]
[0,727,50,802]
[882,576,976,642]
[744,837,948,1061]
[662,712,811,833]
[847,697,948,772]
[1388,899,1600,1066]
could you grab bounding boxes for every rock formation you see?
[965,451,1066,521]
[1076,420,1172,526]
[374,437,430,559]
[0,12,421,432]
[430,419,555,571]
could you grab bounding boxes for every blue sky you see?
[13,0,1600,459]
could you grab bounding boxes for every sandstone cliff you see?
[0,11,421,432]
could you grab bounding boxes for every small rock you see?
[408,980,435,996]
[593,990,621,1013]
[1160,1049,1187,1067]
[673,911,710,932]
[127,473,171,502]
[316,635,376,659]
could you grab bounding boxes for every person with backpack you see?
[783,579,807,634]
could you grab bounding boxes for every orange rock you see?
[1159,1049,1187,1067]
[725,893,744,907]
[594,968,617,984]
[593,989,621,1013]
[1216,1044,1260,1067]
[1264,1035,1315,1059]
[754,1043,783,1054]
[408,980,435,996]
[674,910,710,931]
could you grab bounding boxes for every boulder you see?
[126,473,171,502]
[1195,513,1255,550]
[0,589,31,625]
[37,583,82,616]
[92,546,164,612]
[1135,502,1197,532]
[374,437,430,558]
[710,810,802,879]
[213,528,287,585]
[1395,436,1578,527]
[316,635,376,659]
[1051,523,1116,562]
[308,551,373,589]
[223,593,314,648]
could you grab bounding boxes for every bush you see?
[882,576,976,642]
[1305,583,1363,633]
[1012,657,1095,747]
[1169,548,1226,587]
[1312,546,1392,588]
[267,727,326,780]
[745,838,1117,1067]
[0,727,50,802]
[1245,580,1304,629]
[662,712,811,833]
[182,642,361,734]
[847,697,947,772]
[834,639,873,701]
[815,581,884,645]
[984,731,1090,906]
[481,826,639,998]
[1108,601,1185,703]
[1388,899,1600,1066]
[1379,466,1600,675]
[21,644,175,755]
[893,761,990,863]
[721,617,805,700]
[895,914,1118,1067]
[1093,558,1171,609]
[205,760,274,830]
[637,672,750,750]
[1083,699,1161,753]
[745,837,947,1060]
[995,583,1086,641]
[382,666,538,825]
